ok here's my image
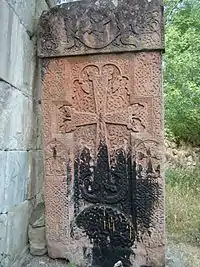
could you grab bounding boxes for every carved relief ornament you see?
[38,0,164,57]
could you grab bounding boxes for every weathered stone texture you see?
[0,151,30,214]
[39,1,165,266]
[0,214,7,263]
[6,0,36,34]
[28,201,47,256]
[57,0,79,4]
[0,0,35,95]
[30,202,45,228]
[28,150,44,200]
[46,0,57,8]
[41,52,164,266]
[35,0,52,29]
[29,226,47,256]
[0,201,31,266]
[0,1,53,266]
[5,0,56,35]
[6,201,31,256]
[38,0,164,58]
[0,152,7,210]
[0,82,33,150]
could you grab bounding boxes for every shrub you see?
[164,0,200,145]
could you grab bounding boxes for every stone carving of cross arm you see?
[104,104,147,133]
[59,103,147,135]
[59,106,98,133]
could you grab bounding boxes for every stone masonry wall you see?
[0,1,56,266]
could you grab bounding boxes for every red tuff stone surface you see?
[39,1,164,266]
[41,53,164,267]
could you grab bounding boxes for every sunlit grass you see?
[166,166,200,245]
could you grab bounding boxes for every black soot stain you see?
[73,142,161,267]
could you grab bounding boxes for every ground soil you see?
[22,255,68,267]
[22,240,200,267]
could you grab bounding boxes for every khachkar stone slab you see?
[38,1,165,267]
[38,0,164,57]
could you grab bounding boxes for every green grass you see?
[166,166,200,245]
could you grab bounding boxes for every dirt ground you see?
[22,241,200,267]
[22,255,68,267]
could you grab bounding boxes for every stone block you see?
[39,1,164,266]
[7,201,31,257]
[35,0,49,28]
[46,0,57,8]
[38,0,164,57]
[30,202,45,228]
[0,152,7,210]
[0,214,8,263]
[28,226,47,256]
[11,246,29,267]
[31,190,45,210]
[0,0,35,95]
[6,0,36,34]
[32,101,43,150]
[0,201,31,266]
[28,150,44,200]
[41,54,165,266]
[57,0,79,4]
[0,82,33,150]
[0,151,31,213]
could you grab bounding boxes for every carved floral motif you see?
[42,54,164,266]
[57,64,152,145]
[38,0,164,57]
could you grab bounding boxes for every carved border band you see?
[38,0,164,58]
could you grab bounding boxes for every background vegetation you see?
[164,0,200,145]
[166,166,200,245]
[165,0,200,250]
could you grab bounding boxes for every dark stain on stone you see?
[76,205,134,267]
[66,152,72,196]
[73,142,160,266]
[77,143,130,205]
[74,154,80,217]
[136,148,161,233]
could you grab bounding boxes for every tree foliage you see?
[164,0,200,145]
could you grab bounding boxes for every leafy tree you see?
[164,0,200,145]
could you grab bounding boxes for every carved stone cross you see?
[39,0,164,264]
[58,64,149,147]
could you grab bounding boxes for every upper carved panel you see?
[38,0,164,57]
[54,63,153,144]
